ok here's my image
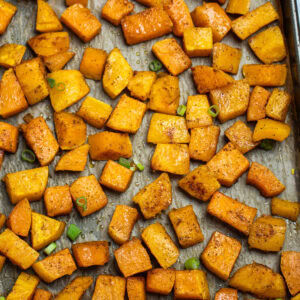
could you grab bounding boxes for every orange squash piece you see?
[146,268,175,295]
[33,288,52,300]
[42,51,75,72]
[0,121,19,153]
[247,86,270,122]
[0,213,6,230]
[0,0,17,34]
[215,288,238,300]
[127,277,146,300]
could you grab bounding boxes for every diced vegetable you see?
[44,242,56,256]
[184,258,200,270]
[271,198,300,221]
[215,288,238,300]
[42,51,75,72]
[0,122,19,153]
[247,86,270,122]
[92,275,126,299]
[127,277,146,300]
[0,44,26,68]
[226,0,250,15]
[0,0,17,34]
[33,288,52,300]
[146,268,175,295]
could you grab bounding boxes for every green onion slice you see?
[134,161,144,171]
[177,105,187,117]
[0,296,5,300]
[260,139,275,151]
[76,197,87,211]
[184,257,200,270]
[208,105,220,118]
[67,224,82,241]
[47,78,56,88]
[118,157,131,169]
[44,242,56,255]
[149,60,163,72]
[21,149,36,163]
[55,82,66,92]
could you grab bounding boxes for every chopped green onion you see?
[56,82,66,92]
[135,162,144,171]
[76,197,87,211]
[208,105,220,118]
[21,149,36,163]
[149,60,163,72]
[0,297,5,300]
[259,139,275,151]
[47,78,56,88]
[44,242,56,255]
[184,257,200,270]
[67,224,82,241]
[118,157,131,169]
[177,105,187,117]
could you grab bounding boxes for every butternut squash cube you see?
[66,0,87,6]
[0,150,4,171]
[292,294,300,300]
[134,0,165,7]
[271,198,300,222]
[127,277,146,300]
[215,288,238,300]
[0,213,5,229]
[33,289,52,300]
[114,237,152,277]
[0,121,18,153]
[0,43,26,68]
[201,231,241,280]
[42,51,75,72]
[0,255,5,272]
[247,86,270,122]
[146,268,175,295]
[226,0,250,15]
[142,223,179,268]
[0,0,17,34]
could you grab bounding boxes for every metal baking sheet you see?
[0,0,299,298]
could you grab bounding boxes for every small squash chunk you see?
[106,94,147,133]
[42,51,75,72]
[225,120,258,154]
[271,198,300,222]
[135,0,166,6]
[21,116,59,166]
[192,66,234,94]
[56,276,93,300]
[66,0,87,6]
[226,0,250,15]
[15,57,49,106]
[0,150,4,171]
[44,185,73,217]
[207,142,249,187]
[31,212,65,251]
[80,47,107,80]
[72,241,109,267]
[174,270,210,300]
[34,290,52,300]
[247,162,285,197]
[215,288,238,300]
[61,4,101,42]
[102,48,133,99]
[7,272,39,300]
[212,43,242,74]
[231,2,279,40]
[115,237,152,277]
[142,223,179,269]
[151,144,190,175]
[0,213,6,229]
[99,160,134,192]
[108,205,139,244]
[149,74,180,115]
[243,64,287,86]
[210,80,250,123]
[70,175,108,217]
[0,121,18,153]
[92,275,126,300]
[169,205,204,248]
[0,0,17,34]
[121,7,173,45]
[152,38,192,76]
[7,198,31,237]
[147,268,175,295]
[5,166,49,204]
[247,86,270,122]
[0,229,39,270]
[32,248,77,283]
[0,255,6,272]
[132,172,172,219]
[207,191,257,236]
[147,113,190,144]
[248,215,286,252]
[178,165,220,201]
[88,131,132,160]
[191,2,231,42]
[101,0,134,26]
[281,251,300,296]
[229,262,286,298]
[0,44,26,68]
[201,231,241,280]
[189,126,220,162]
[127,277,146,300]
[36,0,63,32]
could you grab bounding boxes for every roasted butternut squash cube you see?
[192,66,234,94]
[147,268,175,295]
[47,70,90,112]
[33,289,52,300]
[127,277,146,300]
[178,165,220,201]
[61,4,101,42]
[7,198,31,237]
[147,113,190,144]
[15,57,49,106]
[102,48,133,99]
[101,0,134,26]
[169,205,204,248]
[0,43,26,68]
[226,0,250,15]
[108,205,139,244]
[247,86,270,122]
[212,43,242,74]
[21,116,59,166]
[215,288,238,300]
[5,166,49,204]
[201,231,241,280]
[0,0,17,34]
[152,38,191,76]
[42,51,75,72]
[142,223,179,268]
[88,131,132,160]
[0,255,6,272]
[114,237,152,277]
[44,185,73,217]
[70,175,108,217]
[292,294,300,300]
[0,229,39,269]
[33,248,77,283]
[132,172,172,219]
[271,198,300,222]
[247,162,285,197]
[72,241,109,267]
[174,270,210,300]
[191,2,231,42]
[66,0,87,6]
[149,74,180,115]
[266,88,291,122]
[151,144,190,175]
[232,2,279,40]
[0,213,5,229]
[207,191,257,236]
[121,7,173,45]
[107,94,147,133]
[0,121,18,153]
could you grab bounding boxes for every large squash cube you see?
[0,0,17,34]
[215,288,238,300]
[226,0,250,15]
[247,86,270,122]
[0,121,18,153]
[271,198,300,222]
[42,51,75,72]
[127,277,146,300]
[146,268,175,295]
[0,43,26,68]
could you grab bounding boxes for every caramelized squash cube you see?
[146,268,175,295]
[247,86,270,122]
[127,277,146,300]
[42,51,75,72]
[226,0,250,15]
[271,198,300,222]
[0,121,18,153]
[215,288,238,300]
[0,43,26,68]
[0,0,17,34]
[34,288,52,300]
